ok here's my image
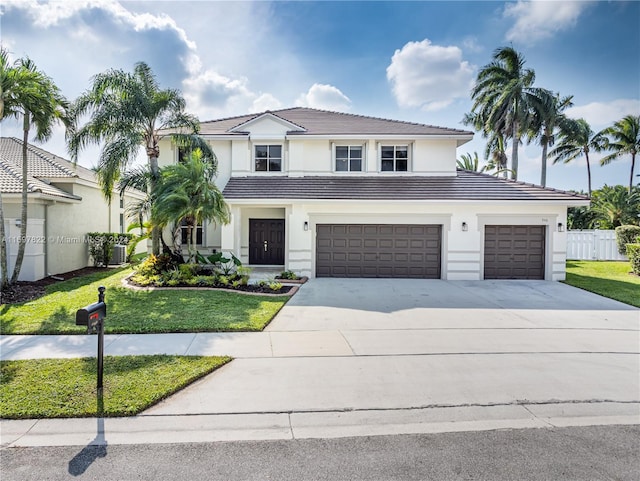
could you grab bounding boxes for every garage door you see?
[484,225,545,279]
[316,224,441,278]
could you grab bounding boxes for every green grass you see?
[564,260,640,308]
[0,355,230,419]
[0,268,289,335]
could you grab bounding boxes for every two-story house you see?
[157,107,589,280]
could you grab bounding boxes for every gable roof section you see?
[199,107,473,137]
[229,112,307,133]
[222,170,589,203]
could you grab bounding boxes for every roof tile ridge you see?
[292,107,473,134]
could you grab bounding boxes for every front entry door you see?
[249,219,285,265]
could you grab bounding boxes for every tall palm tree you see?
[67,62,213,255]
[462,111,509,177]
[469,46,538,180]
[528,90,573,187]
[598,115,640,193]
[0,50,68,286]
[151,150,230,263]
[550,118,605,196]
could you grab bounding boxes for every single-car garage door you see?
[316,224,441,278]
[484,225,545,279]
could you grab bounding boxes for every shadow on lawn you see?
[565,272,640,308]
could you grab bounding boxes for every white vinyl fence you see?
[566,230,627,261]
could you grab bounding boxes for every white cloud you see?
[386,39,475,111]
[295,84,352,112]
[504,0,592,44]
[252,93,283,113]
[566,99,640,129]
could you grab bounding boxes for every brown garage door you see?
[484,225,545,279]
[316,224,441,278]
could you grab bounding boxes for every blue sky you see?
[1,0,639,192]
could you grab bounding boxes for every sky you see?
[1,0,639,192]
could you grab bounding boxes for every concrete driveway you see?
[143,279,639,434]
[2,279,638,445]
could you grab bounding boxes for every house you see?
[157,107,589,280]
[0,137,145,281]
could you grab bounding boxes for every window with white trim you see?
[181,219,203,245]
[380,145,409,172]
[255,145,282,172]
[335,145,363,172]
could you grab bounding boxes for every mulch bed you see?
[0,267,107,305]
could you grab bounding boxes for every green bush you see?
[627,244,640,275]
[278,270,299,280]
[615,225,640,255]
[87,232,134,267]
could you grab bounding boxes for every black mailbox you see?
[76,301,106,330]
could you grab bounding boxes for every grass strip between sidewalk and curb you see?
[0,268,289,335]
[563,260,640,308]
[0,355,231,419]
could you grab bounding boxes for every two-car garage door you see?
[316,224,441,278]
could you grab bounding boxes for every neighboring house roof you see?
[199,107,473,137]
[222,170,590,203]
[0,138,81,200]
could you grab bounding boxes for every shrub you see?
[87,232,134,267]
[269,281,283,291]
[627,244,640,275]
[278,270,299,280]
[615,225,640,255]
[135,254,177,277]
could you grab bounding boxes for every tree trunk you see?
[172,222,182,257]
[11,116,30,284]
[511,120,519,180]
[149,153,160,256]
[585,152,592,197]
[540,141,548,187]
[0,194,8,290]
[629,153,636,194]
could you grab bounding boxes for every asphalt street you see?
[2,425,639,481]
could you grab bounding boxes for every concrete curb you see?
[2,402,638,448]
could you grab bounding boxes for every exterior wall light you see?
[557,222,565,232]
[304,221,309,231]
[461,222,468,232]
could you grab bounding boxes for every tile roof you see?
[222,170,589,203]
[0,137,83,199]
[198,107,473,137]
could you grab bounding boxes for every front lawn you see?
[564,260,640,308]
[0,355,230,419]
[0,268,289,335]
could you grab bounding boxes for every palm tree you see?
[456,152,486,172]
[151,150,230,263]
[462,111,509,177]
[550,118,605,197]
[598,115,640,193]
[0,50,68,286]
[67,61,213,255]
[590,185,640,228]
[469,46,538,180]
[528,90,573,187]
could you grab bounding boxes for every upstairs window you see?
[255,145,282,172]
[381,145,408,172]
[335,146,363,172]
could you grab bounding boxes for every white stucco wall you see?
[220,201,569,281]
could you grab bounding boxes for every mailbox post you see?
[76,286,107,391]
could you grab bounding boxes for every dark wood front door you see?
[249,219,285,265]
